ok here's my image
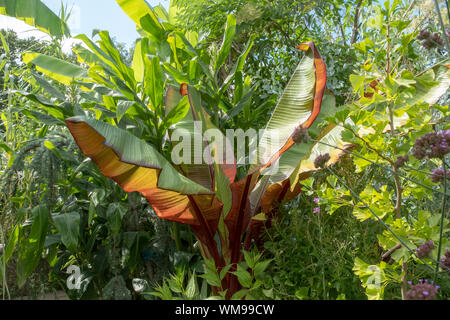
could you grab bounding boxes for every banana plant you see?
[61,39,328,297]
[0,0,329,296]
[3,0,450,298]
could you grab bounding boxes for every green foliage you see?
[262,193,381,300]
[1,0,449,301]
[149,250,273,300]
[0,0,71,38]
[16,205,49,287]
[174,0,360,105]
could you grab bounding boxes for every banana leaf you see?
[65,116,227,225]
[0,0,70,38]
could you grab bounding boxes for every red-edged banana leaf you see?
[256,41,326,171]
[65,116,226,225]
[166,84,236,260]
[248,92,336,214]
[405,60,450,105]
[259,60,450,210]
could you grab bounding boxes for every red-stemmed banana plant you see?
[4,0,450,299]
[63,41,328,296]
[1,0,334,297]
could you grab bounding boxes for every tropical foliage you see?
[0,0,449,300]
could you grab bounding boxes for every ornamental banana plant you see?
[6,0,449,298]
[3,1,328,297]
[62,39,328,296]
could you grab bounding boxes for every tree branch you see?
[350,0,363,44]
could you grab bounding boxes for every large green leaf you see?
[53,212,80,253]
[256,42,326,169]
[65,116,226,225]
[17,204,49,287]
[140,13,166,43]
[404,60,450,105]
[22,53,89,85]
[0,0,70,38]
[249,93,337,212]
[66,115,211,195]
[214,14,236,76]
[115,0,160,30]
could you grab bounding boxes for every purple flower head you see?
[430,32,444,46]
[422,39,433,49]
[415,240,435,259]
[430,167,450,183]
[406,280,439,300]
[412,131,450,160]
[314,197,320,203]
[417,29,431,40]
[314,153,331,169]
[441,248,450,275]
[313,207,320,214]
[394,155,409,169]
[292,126,310,144]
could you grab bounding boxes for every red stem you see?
[187,195,222,267]
[231,174,253,264]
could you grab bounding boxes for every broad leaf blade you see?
[17,204,49,287]
[214,14,236,75]
[115,0,160,30]
[23,53,89,85]
[65,116,211,195]
[257,41,327,169]
[65,116,225,225]
[0,0,70,38]
[53,212,80,253]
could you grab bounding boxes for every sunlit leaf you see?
[0,0,70,38]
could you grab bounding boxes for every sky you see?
[0,0,170,52]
